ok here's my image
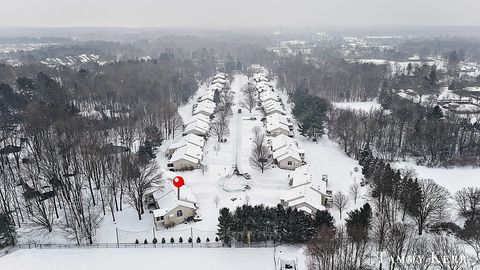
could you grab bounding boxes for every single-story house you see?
[259,90,280,103]
[214,73,226,80]
[268,134,298,152]
[280,185,327,215]
[167,143,203,171]
[273,146,304,170]
[193,100,216,117]
[263,101,286,115]
[166,134,206,156]
[183,120,210,137]
[266,119,292,137]
[146,177,198,228]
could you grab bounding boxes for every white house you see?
[259,90,280,103]
[193,100,216,117]
[166,134,206,156]
[268,134,297,152]
[266,115,293,137]
[281,165,331,213]
[167,143,203,171]
[184,114,210,126]
[146,176,198,228]
[263,100,286,115]
[197,90,215,102]
[280,185,326,215]
[183,120,209,136]
[273,146,303,170]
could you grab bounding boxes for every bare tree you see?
[411,179,449,235]
[349,183,360,204]
[431,235,469,270]
[210,118,230,143]
[240,84,256,113]
[333,191,349,219]
[249,128,272,173]
[454,187,480,220]
[124,157,161,220]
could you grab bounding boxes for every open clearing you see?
[0,248,275,270]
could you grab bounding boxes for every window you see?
[177,210,183,217]
[287,161,292,165]
[156,217,160,221]
[160,216,164,220]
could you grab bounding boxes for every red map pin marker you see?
[172,176,185,188]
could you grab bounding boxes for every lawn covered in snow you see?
[0,248,275,270]
[333,100,382,112]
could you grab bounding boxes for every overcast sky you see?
[1,0,479,28]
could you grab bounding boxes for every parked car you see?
[238,108,242,113]
[249,117,257,120]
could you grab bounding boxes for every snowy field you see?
[333,100,382,112]
[0,248,275,270]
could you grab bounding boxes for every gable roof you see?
[273,146,302,162]
[169,143,203,164]
[151,177,197,218]
[167,134,206,153]
[281,185,325,214]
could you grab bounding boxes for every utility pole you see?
[115,228,119,248]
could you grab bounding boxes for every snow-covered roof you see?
[167,134,206,153]
[259,90,280,102]
[151,178,197,218]
[273,146,302,162]
[253,73,269,82]
[288,165,313,188]
[280,185,325,214]
[169,143,203,164]
[212,78,226,85]
[214,73,226,80]
[266,114,292,134]
[184,114,210,126]
[193,100,216,116]
[184,120,210,135]
[198,90,215,102]
[269,134,297,152]
[263,100,286,115]
[209,83,224,91]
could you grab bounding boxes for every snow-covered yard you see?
[333,100,382,112]
[0,248,275,270]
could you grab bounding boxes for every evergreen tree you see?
[188,237,192,243]
[217,208,234,244]
[161,237,166,244]
[144,239,148,244]
[196,237,201,243]
[179,237,183,243]
[0,213,16,247]
[152,237,157,244]
[345,203,372,242]
[135,239,139,244]
[314,210,334,228]
[170,237,175,244]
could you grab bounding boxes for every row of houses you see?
[280,165,332,215]
[167,73,227,171]
[253,73,305,170]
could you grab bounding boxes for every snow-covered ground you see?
[393,162,480,194]
[333,100,382,112]
[0,248,275,270]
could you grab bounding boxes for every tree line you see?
[329,99,480,166]
[0,53,214,245]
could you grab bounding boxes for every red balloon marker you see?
[173,176,185,188]
[173,176,185,200]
